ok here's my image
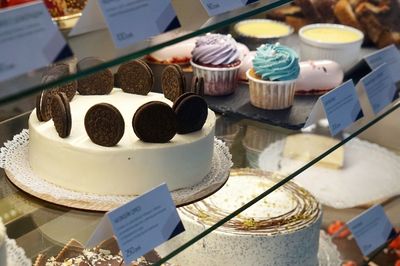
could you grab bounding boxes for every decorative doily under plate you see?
[259,138,400,209]
[0,130,232,211]
[318,231,342,266]
[6,236,32,266]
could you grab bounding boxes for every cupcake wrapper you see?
[248,74,296,110]
[191,62,240,96]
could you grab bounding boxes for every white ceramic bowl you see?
[299,24,364,71]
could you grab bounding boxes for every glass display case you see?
[0,1,399,265]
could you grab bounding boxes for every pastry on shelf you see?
[29,59,216,196]
[295,60,344,95]
[34,237,171,266]
[266,0,400,48]
[283,134,344,169]
[191,33,242,96]
[157,168,322,266]
[247,43,300,110]
[1,0,87,17]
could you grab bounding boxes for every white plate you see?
[6,237,31,266]
[259,138,400,209]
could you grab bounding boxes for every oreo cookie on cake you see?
[115,60,154,95]
[172,93,208,134]
[77,57,113,95]
[161,64,186,102]
[42,63,78,102]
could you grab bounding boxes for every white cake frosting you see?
[29,89,216,196]
[158,169,322,266]
[0,218,6,266]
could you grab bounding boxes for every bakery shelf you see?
[2,1,400,265]
[0,100,399,265]
[0,0,291,105]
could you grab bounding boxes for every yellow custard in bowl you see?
[234,19,293,50]
[299,24,364,71]
[235,20,291,38]
[302,27,362,43]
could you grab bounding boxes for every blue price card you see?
[320,80,364,136]
[359,63,399,114]
[364,44,400,83]
[108,183,184,263]
[0,2,72,82]
[200,0,259,16]
[97,0,180,49]
[347,205,396,257]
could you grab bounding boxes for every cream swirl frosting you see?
[179,169,321,235]
[192,33,240,65]
[253,43,300,81]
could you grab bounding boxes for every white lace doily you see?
[318,231,342,266]
[0,130,232,211]
[6,236,32,266]
[259,138,400,209]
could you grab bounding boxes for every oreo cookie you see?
[42,74,77,102]
[42,64,78,101]
[77,57,113,95]
[172,93,208,134]
[115,60,153,95]
[36,92,44,122]
[36,90,57,122]
[84,103,125,147]
[50,92,72,138]
[162,64,186,101]
[133,101,177,143]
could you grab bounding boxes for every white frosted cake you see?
[29,89,216,196]
[0,218,6,266]
[158,169,322,266]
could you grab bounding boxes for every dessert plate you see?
[0,130,231,211]
[6,237,31,266]
[258,138,400,209]
[318,231,342,266]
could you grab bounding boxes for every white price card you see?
[304,80,363,136]
[364,44,400,83]
[200,0,259,16]
[86,183,184,264]
[359,63,398,114]
[0,2,73,82]
[70,0,181,49]
[347,205,396,257]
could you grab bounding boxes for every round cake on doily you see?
[157,169,322,266]
[29,89,216,196]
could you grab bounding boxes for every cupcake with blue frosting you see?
[246,43,300,109]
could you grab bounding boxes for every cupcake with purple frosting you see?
[247,43,300,109]
[191,33,242,96]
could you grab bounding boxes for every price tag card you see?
[359,63,399,114]
[320,80,363,136]
[200,0,259,16]
[0,2,72,82]
[364,44,400,82]
[347,205,396,257]
[71,0,181,49]
[87,183,184,264]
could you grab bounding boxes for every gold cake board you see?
[5,168,229,212]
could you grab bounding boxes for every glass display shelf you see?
[0,99,399,265]
[0,0,291,105]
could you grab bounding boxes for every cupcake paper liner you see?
[191,60,241,96]
[247,70,296,110]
